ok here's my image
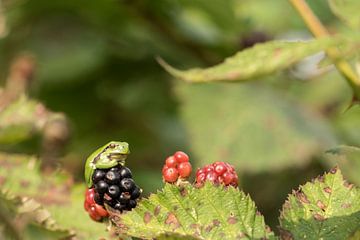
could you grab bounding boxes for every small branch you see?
[289,0,360,98]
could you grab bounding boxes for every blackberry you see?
[105,171,121,185]
[119,166,132,178]
[92,169,106,184]
[95,181,108,194]
[128,200,137,209]
[131,187,141,199]
[108,185,120,199]
[120,178,135,192]
[86,164,141,214]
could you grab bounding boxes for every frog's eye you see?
[109,143,116,148]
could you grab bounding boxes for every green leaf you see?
[0,153,109,239]
[176,83,336,172]
[325,145,360,186]
[111,182,274,239]
[0,192,73,240]
[329,0,360,30]
[279,167,360,239]
[0,95,66,145]
[160,38,341,83]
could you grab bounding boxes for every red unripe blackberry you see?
[195,162,238,187]
[165,156,177,168]
[178,162,192,178]
[84,188,109,222]
[163,167,179,183]
[94,204,109,218]
[214,162,226,175]
[174,151,189,163]
[162,151,192,183]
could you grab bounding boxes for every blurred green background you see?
[0,0,359,238]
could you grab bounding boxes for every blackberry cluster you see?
[91,165,141,212]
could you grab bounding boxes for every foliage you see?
[160,38,346,83]
[0,0,359,239]
[175,82,336,172]
[112,182,274,239]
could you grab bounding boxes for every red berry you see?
[196,172,206,183]
[163,167,179,183]
[85,188,96,205]
[84,200,91,211]
[165,156,178,168]
[204,165,214,173]
[214,163,226,175]
[94,204,109,217]
[222,172,234,185]
[174,151,189,163]
[178,162,192,178]
[195,162,238,187]
[89,206,102,221]
[162,165,169,174]
[206,172,218,183]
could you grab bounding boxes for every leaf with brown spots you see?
[160,38,345,83]
[0,153,108,239]
[279,167,360,239]
[0,191,74,240]
[325,145,360,186]
[112,182,275,239]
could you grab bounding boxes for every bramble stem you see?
[289,0,360,98]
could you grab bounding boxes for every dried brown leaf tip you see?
[329,166,338,174]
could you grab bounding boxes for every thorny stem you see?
[289,0,360,99]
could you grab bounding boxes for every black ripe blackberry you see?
[95,180,108,195]
[92,169,106,184]
[105,170,121,185]
[119,167,132,178]
[91,165,141,213]
[108,185,120,198]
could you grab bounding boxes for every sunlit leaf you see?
[0,153,109,239]
[0,192,73,240]
[111,182,274,239]
[160,38,342,83]
[279,167,360,239]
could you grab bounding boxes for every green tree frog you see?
[84,141,130,187]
